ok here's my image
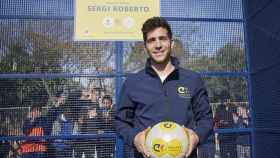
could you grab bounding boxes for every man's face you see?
[144,27,174,65]
[57,96,65,105]
[103,99,112,108]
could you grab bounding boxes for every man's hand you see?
[134,127,151,158]
[184,127,199,158]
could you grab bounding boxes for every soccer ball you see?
[145,121,190,158]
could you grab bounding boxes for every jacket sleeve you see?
[191,76,214,145]
[115,80,140,147]
[22,119,34,135]
[44,107,62,135]
[46,106,62,123]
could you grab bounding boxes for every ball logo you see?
[163,122,173,128]
[160,121,176,131]
[152,139,167,157]
[153,144,164,152]
[145,121,189,158]
[151,138,183,157]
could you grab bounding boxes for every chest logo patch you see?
[177,86,191,98]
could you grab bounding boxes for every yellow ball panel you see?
[145,121,190,158]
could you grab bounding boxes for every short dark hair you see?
[102,95,112,103]
[141,17,172,43]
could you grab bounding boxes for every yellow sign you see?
[74,0,160,41]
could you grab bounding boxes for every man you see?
[50,92,76,158]
[115,17,214,158]
[100,94,115,131]
[214,101,237,158]
[19,102,61,158]
[78,100,101,158]
[99,95,115,158]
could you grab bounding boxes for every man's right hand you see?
[134,127,151,158]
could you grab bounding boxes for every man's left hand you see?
[183,127,199,157]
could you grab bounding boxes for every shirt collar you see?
[145,56,180,77]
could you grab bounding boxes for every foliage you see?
[124,39,187,72]
[124,40,248,103]
[0,21,115,107]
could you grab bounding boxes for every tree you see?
[202,43,247,102]
[0,20,116,107]
[124,38,187,72]
[215,43,246,72]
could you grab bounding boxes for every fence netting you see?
[0,0,250,158]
